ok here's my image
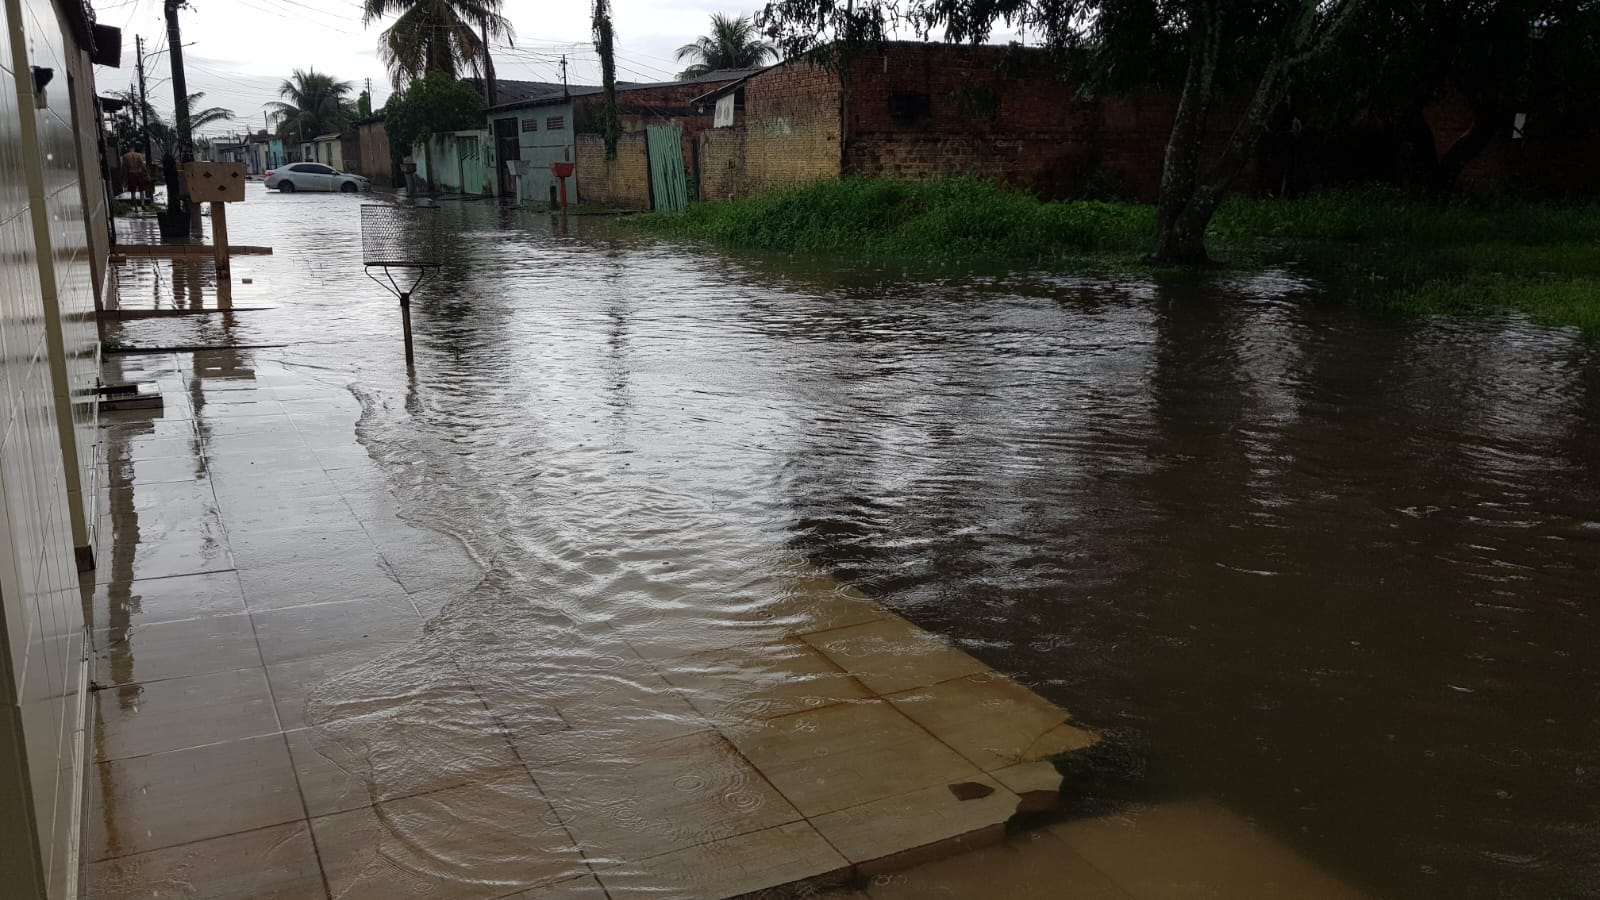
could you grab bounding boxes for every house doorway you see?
[494,117,520,199]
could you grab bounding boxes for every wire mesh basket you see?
[360,204,441,269]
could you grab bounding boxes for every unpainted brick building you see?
[697,43,1270,202]
[697,41,1598,202]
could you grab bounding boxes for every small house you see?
[312,133,343,170]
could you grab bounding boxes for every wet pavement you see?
[85,348,1110,897]
[83,186,1600,899]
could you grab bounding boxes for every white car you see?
[266,163,370,193]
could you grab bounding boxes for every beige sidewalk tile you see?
[800,617,987,696]
[596,820,850,900]
[93,612,263,686]
[88,571,248,628]
[84,733,303,861]
[250,596,420,665]
[809,775,1018,871]
[887,672,1096,771]
[761,575,893,637]
[530,729,801,865]
[989,760,1065,814]
[286,699,527,817]
[495,874,611,899]
[659,637,873,723]
[728,699,982,818]
[93,520,234,584]
[311,776,591,900]
[239,554,408,612]
[265,642,403,730]
[93,666,280,761]
[81,822,326,900]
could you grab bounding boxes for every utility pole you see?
[480,24,496,106]
[135,36,151,157]
[560,55,568,98]
[163,0,198,230]
[164,0,193,162]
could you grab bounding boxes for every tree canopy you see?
[760,0,1360,264]
[675,13,778,79]
[382,72,486,154]
[109,88,233,157]
[269,69,356,139]
[365,0,513,88]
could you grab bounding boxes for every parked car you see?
[265,163,370,193]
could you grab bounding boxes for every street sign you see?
[183,161,246,202]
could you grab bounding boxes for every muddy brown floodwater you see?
[112,185,1600,899]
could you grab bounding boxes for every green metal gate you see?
[646,124,688,213]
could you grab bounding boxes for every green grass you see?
[635,177,1600,332]
[640,177,1155,270]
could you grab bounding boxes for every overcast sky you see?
[91,0,793,140]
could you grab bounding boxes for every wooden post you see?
[211,200,230,280]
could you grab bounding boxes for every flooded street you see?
[109,185,1600,899]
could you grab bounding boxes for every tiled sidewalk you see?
[81,349,1099,898]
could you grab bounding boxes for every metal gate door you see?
[646,124,687,213]
[493,118,520,197]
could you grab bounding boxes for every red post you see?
[549,161,575,211]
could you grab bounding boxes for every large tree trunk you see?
[1148,3,1222,267]
[1429,102,1502,200]
[1148,0,1361,267]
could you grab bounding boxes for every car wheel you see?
[340,181,357,193]
[279,181,295,193]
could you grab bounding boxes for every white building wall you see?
[0,0,104,896]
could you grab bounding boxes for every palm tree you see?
[109,89,232,156]
[675,13,776,79]
[267,69,355,140]
[362,0,513,89]
[187,92,235,131]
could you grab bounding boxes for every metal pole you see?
[399,293,415,368]
[164,0,192,162]
[135,37,150,158]
[164,0,200,231]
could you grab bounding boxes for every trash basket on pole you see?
[360,204,441,370]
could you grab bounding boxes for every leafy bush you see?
[383,74,485,158]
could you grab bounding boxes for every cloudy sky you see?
[93,0,894,140]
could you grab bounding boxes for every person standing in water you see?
[120,146,148,206]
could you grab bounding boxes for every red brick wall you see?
[841,44,1098,198]
[575,132,650,209]
[698,128,746,200]
[836,45,1267,201]
[741,62,844,191]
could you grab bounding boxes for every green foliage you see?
[637,177,1152,265]
[592,0,621,159]
[357,90,373,118]
[268,69,355,139]
[382,73,486,154]
[675,14,777,79]
[639,177,1600,331]
[364,0,512,89]
[108,89,232,157]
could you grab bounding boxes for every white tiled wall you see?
[0,0,105,897]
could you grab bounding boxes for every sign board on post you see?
[182,162,246,203]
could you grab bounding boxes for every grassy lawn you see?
[634,177,1600,332]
